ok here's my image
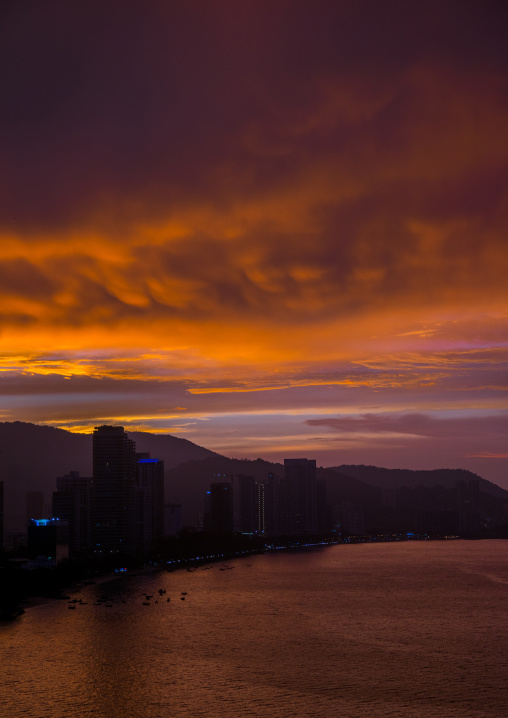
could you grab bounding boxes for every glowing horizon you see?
[1,2,508,487]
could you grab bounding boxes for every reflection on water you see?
[1,540,508,718]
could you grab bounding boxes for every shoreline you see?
[9,533,505,620]
[13,533,467,616]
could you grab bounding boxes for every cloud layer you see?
[1,1,507,485]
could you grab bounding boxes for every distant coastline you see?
[2,531,474,621]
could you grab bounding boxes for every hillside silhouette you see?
[165,456,379,526]
[331,465,508,499]
[0,422,218,530]
[1,422,507,534]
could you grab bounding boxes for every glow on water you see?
[1,540,507,718]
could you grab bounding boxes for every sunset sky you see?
[1,1,508,486]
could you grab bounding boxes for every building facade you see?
[91,425,138,554]
[280,458,318,536]
[52,471,92,555]
[136,455,165,553]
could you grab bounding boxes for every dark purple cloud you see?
[0,0,507,230]
[305,412,508,441]
[0,1,507,487]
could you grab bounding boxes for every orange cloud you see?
[0,2,507,484]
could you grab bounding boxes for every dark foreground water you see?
[1,540,507,718]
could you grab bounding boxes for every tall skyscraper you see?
[232,474,258,533]
[280,458,318,536]
[256,480,265,535]
[136,454,164,554]
[206,482,234,533]
[52,471,92,555]
[263,472,280,536]
[91,425,137,554]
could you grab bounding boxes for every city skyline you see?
[1,2,508,486]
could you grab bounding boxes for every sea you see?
[1,540,507,718]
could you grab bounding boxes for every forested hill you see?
[330,465,508,500]
[0,422,218,529]
[2,422,507,532]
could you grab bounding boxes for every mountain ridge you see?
[331,464,508,500]
[0,421,219,530]
[1,422,507,532]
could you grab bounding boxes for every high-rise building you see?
[52,471,92,555]
[232,475,258,533]
[91,425,137,554]
[280,459,318,536]
[206,482,234,533]
[316,479,329,534]
[136,455,164,554]
[262,472,280,536]
[256,480,265,535]
[27,518,69,567]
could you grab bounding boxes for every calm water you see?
[1,540,508,718]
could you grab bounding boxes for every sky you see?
[1,0,508,487]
